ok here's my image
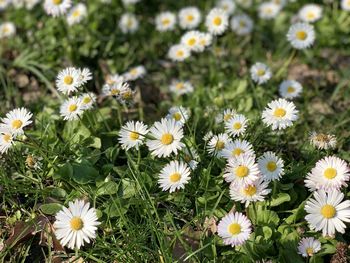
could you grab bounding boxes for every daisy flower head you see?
[217,0,236,15]
[158,160,191,193]
[155,11,176,32]
[279,80,303,99]
[0,0,11,10]
[178,6,201,30]
[207,133,231,157]
[297,237,321,258]
[56,67,81,95]
[105,74,123,86]
[25,0,41,10]
[262,98,298,130]
[223,154,260,186]
[298,4,322,23]
[181,31,203,52]
[181,147,199,170]
[287,22,315,50]
[66,3,87,25]
[305,156,350,192]
[121,0,140,5]
[221,139,255,160]
[230,178,271,207]
[305,190,350,237]
[250,62,272,85]
[169,80,194,95]
[309,132,337,150]
[119,13,139,34]
[43,0,71,17]
[118,85,135,105]
[60,97,84,121]
[205,8,229,36]
[258,2,281,20]
[203,130,214,142]
[1,108,32,135]
[79,93,96,110]
[198,32,213,49]
[0,22,16,39]
[231,14,254,36]
[54,199,100,249]
[225,114,248,137]
[102,76,127,97]
[146,118,184,158]
[166,106,190,126]
[78,68,93,85]
[118,121,148,150]
[217,212,252,247]
[0,126,14,154]
[341,0,350,11]
[123,65,146,81]
[258,151,284,182]
[221,108,237,123]
[235,0,252,8]
[168,44,191,62]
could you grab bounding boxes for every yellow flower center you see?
[162,18,170,26]
[233,122,242,130]
[187,15,194,22]
[239,20,246,28]
[223,114,233,121]
[176,50,184,57]
[235,165,249,177]
[266,161,277,172]
[273,108,286,118]
[161,133,174,145]
[257,69,265,76]
[176,83,184,90]
[324,168,337,179]
[130,68,138,76]
[173,112,182,121]
[306,247,314,256]
[243,185,257,196]
[232,148,244,156]
[12,119,23,129]
[129,131,139,141]
[228,223,241,235]
[52,0,62,5]
[188,38,196,46]
[215,141,225,150]
[287,86,295,93]
[213,17,222,26]
[3,134,11,143]
[70,217,84,231]
[321,204,336,219]
[82,97,91,104]
[307,12,315,20]
[72,10,80,18]
[68,104,77,112]
[169,172,181,183]
[111,89,119,95]
[122,91,132,99]
[63,75,73,85]
[296,31,307,40]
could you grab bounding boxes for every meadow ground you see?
[1,0,350,262]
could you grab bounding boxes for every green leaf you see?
[40,203,63,215]
[71,160,99,184]
[270,193,291,207]
[54,163,73,180]
[96,181,119,196]
[51,188,67,198]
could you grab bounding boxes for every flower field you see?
[1,0,350,262]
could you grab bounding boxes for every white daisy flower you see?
[341,0,350,11]
[158,160,191,193]
[217,212,252,247]
[166,106,190,126]
[60,97,84,121]
[0,126,14,154]
[203,131,214,142]
[0,0,11,10]
[181,147,199,170]
[221,139,255,160]
[221,108,237,123]
[1,108,32,135]
[54,199,100,249]
[169,80,194,95]
[250,62,272,85]
[146,118,184,158]
[279,80,303,99]
[119,13,139,34]
[118,121,148,150]
[123,65,146,81]
[262,98,298,130]
[298,4,322,23]
[118,85,135,104]
[207,133,231,157]
[155,12,176,32]
[56,67,81,95]
[205,8,229,36]
[231,14,254,36]
[198,32,213,49]
[79,93,96,110]
[309,132,337,150]
[305,156,350,192]
[178,6,202,30]
[121,0,140,5]
[287,22,315,50]
[181,30,203,52]
[258,2,281,20]
[43,0,71,17]
[105,74,123,85]
[168,44,191,62]
[305,190,350,237]
[258,151,284,182]
[25,0,41,10]
[230,178,271,207]
[235,0,252,8]
[225,114,248,137]
[297,237,321,258]
[223,154,260,186]
[66,3,87,25]
[0,22,16,39]
[217,0,236,15]
[78,68,92,85]
[102,77,128,97]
